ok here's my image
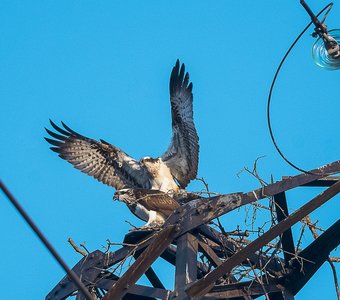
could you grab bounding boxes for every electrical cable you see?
[267,2,333,175]
[0,180,93,300]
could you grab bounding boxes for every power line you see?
[267,2,333,175]
[0,180,93,300]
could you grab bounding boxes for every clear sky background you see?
[1,1,339,299]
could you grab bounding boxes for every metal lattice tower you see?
[47,160,340,300]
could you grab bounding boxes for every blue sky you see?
[1,1,339,299]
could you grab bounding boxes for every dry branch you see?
[68,238,87,257]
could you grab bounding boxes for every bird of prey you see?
[114,189,180,228]
[45,60,199,195]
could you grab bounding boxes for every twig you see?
[191,191,221,196]
[215,218,227,236]
[239,156,269,187]
[247,258,270,300]
[236,266,254,281]
[328,258,340,300]
[330,257,340,263]
[225,229,250,237]
[108,231,157,276]
[250,202,271,211]
[197,177,226,237]
[80,242,90,254]
[296,223,307,251]
[67,238,87,257]
[301,217,325,232]
[107,239,140,247]
[195,177,211,196]
[125,220,138,230]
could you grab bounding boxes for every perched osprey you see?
[114,189,180,228]
[45,60,199,194]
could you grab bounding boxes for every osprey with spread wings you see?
[45,60,199,196]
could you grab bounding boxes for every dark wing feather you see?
[161,60,199,188]
[45,120,151,190]
[133,189,180,217]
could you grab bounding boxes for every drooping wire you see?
[320,3,333,25]
[267,3,334,175]
[0,180,93,300]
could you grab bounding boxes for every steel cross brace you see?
[46,160,340,299]
[102,225,178,299]
[185,180,340,297]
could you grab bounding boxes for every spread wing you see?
[45,120,151,190]
[134,189,180,217]
[161,60,199,188]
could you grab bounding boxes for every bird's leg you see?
[139,211,164,231]
[145,211,158,226]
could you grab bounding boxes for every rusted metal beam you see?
[269,290,295,300]
[161,244,209,278]
[205,280,284,299]
[175,233,198,292]
[47,161,340,299]
[282,176,339,187]
[285,219,340,295]
[160,245,176,265]
[197,239,240,286]
[47,242,158,299]
[143,267,165,290]
[197,225,238,266]
[165,161,340,239]
[144,267,165,290]
[102,225,177,300]
[198,239,222,267]
[47,245,156,300]
[198,225,284,274]
[250,161,340,200]
[198,225,237,255]
[133,250,165,289]
[46,250,116,300]
[185,181,340,298]
[122,295,155,300]
[273,192,295,264]
[97,279,170,299]
[46,233,163,299]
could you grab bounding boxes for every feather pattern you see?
[45,120,151,190]
[114,188,180,220]
[45,60,199,192]
[131,189,180,217]
[161,59,199,188]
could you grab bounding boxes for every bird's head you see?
[140,157,160,168]
[113,188,135,203]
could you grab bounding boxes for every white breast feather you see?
[134,203,150,222]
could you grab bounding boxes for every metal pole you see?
[0,180,93,300]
